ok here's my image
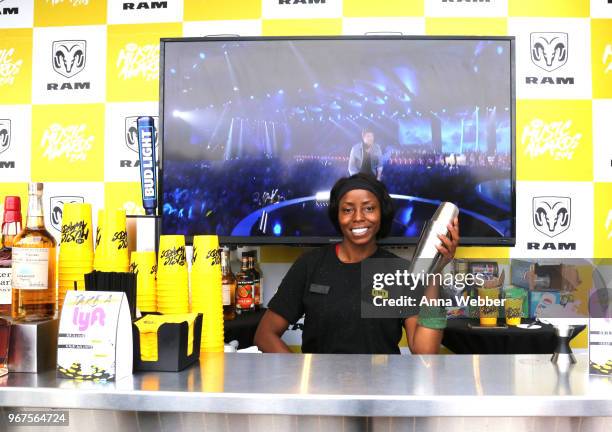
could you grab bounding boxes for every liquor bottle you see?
[0,196,22,317]
[235,254,254,314]
[247,252,262,310]
[221,246,236,320]
[12,183,57,321]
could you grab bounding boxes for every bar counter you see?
[0,353,611,415]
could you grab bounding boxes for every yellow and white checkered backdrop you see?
[0,0,611,264]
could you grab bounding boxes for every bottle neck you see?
[2,220,22,248]
[240,259,249,271]
[221,251,231,275]
[26,193,45,229]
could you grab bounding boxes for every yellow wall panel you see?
[594,182,612,258]
[591,19,612,99]
[508,0,588,18]
[343,0,424,17]
[0,29,32,105]
[516,99,592,182]
[107,23,182,102]
[455,247,511,259]
[184,0,262,21]
[34,0,108,27]
[31,104,105,182]
[104,182,146,215]
[426,18,507,36]
[262,18,342,36]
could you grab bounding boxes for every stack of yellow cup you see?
[130,251,157,312]
[157,235,189,314]
[58,203,94,309]
[191,235,224,353]
[93,209,129,272]
[134,313,198,361]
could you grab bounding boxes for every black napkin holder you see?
[132,313,202,372]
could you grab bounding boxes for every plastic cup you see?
[191,236,221,274]
[478,286,500,327]
[59,203,94,259]
[94,209,129,271]
[504,288,525,326]
[130,251,157,309]
[157,236,188,275]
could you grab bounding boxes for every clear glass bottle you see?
[221,247,236,321]
[0,196,22,317]
[12,183,57,321]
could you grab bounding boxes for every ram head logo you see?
[530,32,568,72]
[0,119,10,155]
[533,196,571,238]
[52,40,86,78]
[124,116,159,153]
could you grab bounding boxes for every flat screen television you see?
[160,36,515,246]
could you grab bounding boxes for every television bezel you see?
[158,35,516,247]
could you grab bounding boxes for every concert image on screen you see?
[161,37,515,245]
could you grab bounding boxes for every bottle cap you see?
[2,196,22,224]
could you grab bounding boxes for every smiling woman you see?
[254,173,460,354]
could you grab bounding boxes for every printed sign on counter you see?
[589,318,612,376]
[57,291,132,381]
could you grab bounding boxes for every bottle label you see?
[0,268,11,304]
[222,283,231,306]
[12,248,49,290]
[254,278,261,305]
[236,281,253,310]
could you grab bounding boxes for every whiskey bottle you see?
[247,252,261,310]
[0,196,22,317]
[235,254,254,314]
[12,183,57,321]
[221,247,236,320]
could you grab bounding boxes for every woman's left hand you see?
[435,216,460,272]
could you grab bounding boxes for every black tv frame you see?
[158,35,516,247]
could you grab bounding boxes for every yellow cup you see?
[157,235,188,275]
[130,251,157,308]
[94,209,129,271]
[505,297,524,326]
[478,286,500,327]
[59,203,94,258]
[191,236,221,273]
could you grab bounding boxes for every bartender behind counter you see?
[254,173,460,354]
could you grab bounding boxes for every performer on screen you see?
[254,173,460,354]
[348,128,383,180]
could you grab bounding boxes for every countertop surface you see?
[0,353,611,416]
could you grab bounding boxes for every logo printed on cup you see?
[111,230,128,250]
[160,246,186,266]
[129,262,138,274]
[206,248,221,266]
[61,220,90,244]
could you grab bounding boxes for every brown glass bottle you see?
[221,247,236,320]
[247,253,261,310]
[12,183,57,321]
[0,196,22,317]
[235,254,254,314]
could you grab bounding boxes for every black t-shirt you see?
[268,245,417,354]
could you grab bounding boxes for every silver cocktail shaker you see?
[409,202,459,275]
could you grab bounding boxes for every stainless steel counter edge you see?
[0,353,611,417]
[2,389,612,417]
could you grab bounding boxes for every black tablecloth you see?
[442,319,586,354]
[224,308,266,349]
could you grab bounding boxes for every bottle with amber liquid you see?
[12,183,57,321]
[247,252,262,310]
[0,196,22,317]
[221,246,236,320]
[235,254,254,314]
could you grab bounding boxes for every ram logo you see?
[530,33,568,72]
[0,119,10,155]
[533,196,571,238]
[52,40,86,78]
[124,116,159,153]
